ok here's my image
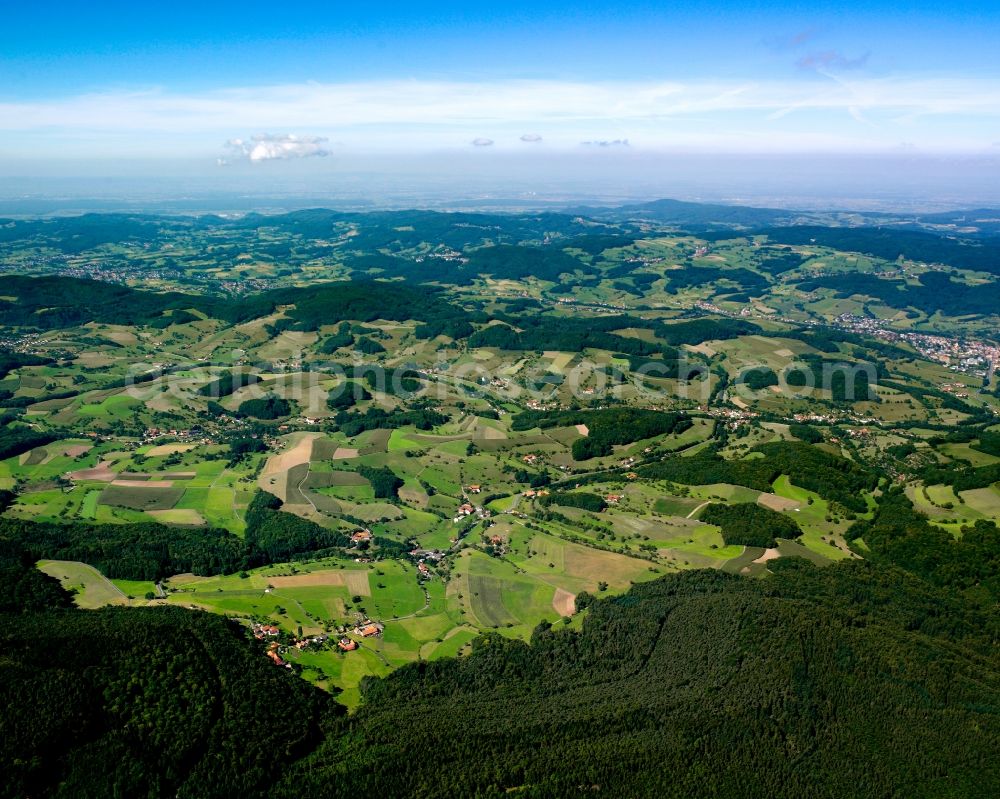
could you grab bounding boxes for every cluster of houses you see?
[939,382,971,399]
[291,634,329,651]
[410,548,445,562]
[521,488,550,499]
[485,533,508,555]
[354,621,385,638]
[254,618,374,665]
[350,529,374,546]
[142,426,212,444]
[455,487,491,522]
[251,622,281,639]
[265,642,288,667]
[455,502,491,521]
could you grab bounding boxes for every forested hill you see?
[0,546,336,799]
[758,225,1000,275]
[283,560,1000,797]
[3,541,1000,796]
[0,275,473,331]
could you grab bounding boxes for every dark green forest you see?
[3,209,1000,796]
[638,441,876,512]
[0,489,403,581]
[700,501,802,547]
[280,560,1000,798]
[512,407,691,460]
[4,539,999,798]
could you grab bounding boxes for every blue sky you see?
[1,1,999,162]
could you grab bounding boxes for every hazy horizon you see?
[3,2,1000,215]
[3,152,1000,216]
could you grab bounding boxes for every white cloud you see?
[520,133,542,142]
[471,137,494,147]
[797,50,870,72]
[582,139,630,148]
[1,77,999,155]
[225,133,329,161]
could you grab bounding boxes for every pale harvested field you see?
[19,448,45,465]
[773,348,795,358]
[56,444,92,459]
[331,447,359,459]
[103,329,138,346]
[756,492,800,511]
[269,572,348,588]
[113,479,174,488]
[36,442,92,464]
[148,508,206,525]
[38,560,129,608]
[261,433,321,477]
[269,570,371,596]
[552,588,576,617]
[575,424,590,436]
[561,541,651,589]
[146,442,198,457]
[68,460,116,481]
[545,352,575,372]
[686,343,716,357]
[75,352,116,367]
[751,547,782,565]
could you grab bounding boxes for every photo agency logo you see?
[125,349,880,410]
[730,360,879,403]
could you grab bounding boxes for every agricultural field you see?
[37,560,133,608]
[2,207,999,706]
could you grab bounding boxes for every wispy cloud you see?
[471,137,494,147]
[764,28,819,52]
[797,50,871,72]
[1,77,998,155]
[520,133,542,142]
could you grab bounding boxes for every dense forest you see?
[700,501,802,547]
[197,370,259,398]
[763,225,1000,275]
[0,556,334,799]
[6,533,999,797]
[279,560,1000,797]
[468,313,669,357]
[0,275,476,335]
[539,491,607,512]
[846,488,1000,603]
[236,394,294,420]
[3,207,1000,796]
[334,405,448,436]
[0,349,54,379]
[798,271,1000,317]
[512,407,691,460]
[638,441,876,512]
[0,489,403,581]
[0,426,65,462]
[0,516,246,580]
